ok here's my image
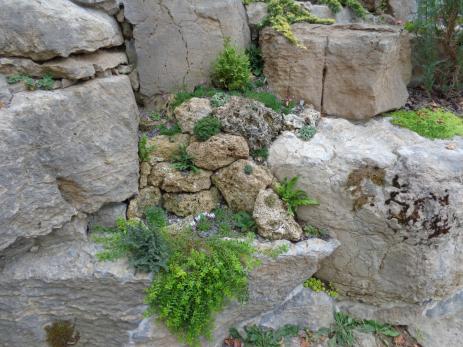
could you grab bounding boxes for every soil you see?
[405,87,463,116]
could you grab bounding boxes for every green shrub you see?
[244,164,254,175]
[389,108,463,139]
[298,125,317,141]
[157,123,182,136]
[7,73,54,90]
[234,211,257,233]
[145,238,257,346]
[212,38,252,91]
[138,134,155,162]
[318,0,368,18]
[303,277,338,297]
[172,144,199,173]
[246,44,264,76]
[275,176,319,216]
[210,92,230,108]
[405,0,462,94]
[92,216,170,274]
[193,116,221,141]
[250,147,269,161]
[230,324,299,347]
[45,320,79,347]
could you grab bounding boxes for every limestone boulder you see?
[174,98,212,134]
[260,24,412,119]
[389,0,417,21]
[0,76,139,252]
[253,189,304,241]
[214,96,283,150]
[88,203,127,229]
[187,134,249,171]
[127,187,162,219]
[246,2,268,40]
[163,188,220,217]
[70,0,121,15]
[0,0,123,61]
[212,160,274,212]
[268,118,463,304]
[122,0,250,99]
[147,134,190,164]
[160,166,212,193]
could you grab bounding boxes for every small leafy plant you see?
[229,324,299,347]
[157,123,182,136]
[304,225,328,239]
[298,125,317,141]
[7,73,55,90]
[251,147,269,161]
[234,211,257,233]
[171,144,199,173]
[275,176,319,215]
[304,277,338,298]
[138,134,155,162]
[390,108,463,139]
[318,0,368,18]
[246,44,264,76]
[212,38,252,91]
[193,116,221,141]
[244,164,254,175]
[210,92,230,108]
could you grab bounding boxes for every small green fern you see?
[275,176,319,215]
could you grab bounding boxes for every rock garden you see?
[0,1,462,347]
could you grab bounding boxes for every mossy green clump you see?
[193,116,221,141]
[389,108,463,139]
[44,320,79,347]
[171,86,219,110]
[138,134,155,162]
[304,277,338,297]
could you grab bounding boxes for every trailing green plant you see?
[145,237,257,346]
[304,277,338,297]
[275,176,319,216]
[229,324,299,347]
[304,225,328,239]
[234,211,257,233]
[298,125,317,141]
[157,123,182,136]
[264,0,334,46]
[193,116,221,141]
[251,147,269,161]
[212,38,252,91]
[45,320,80,347]
[244,164,254,175]
[246,44,264,76]
[7,73,54,90]
[405,0,463,94]
[210,92,230,107]
[318,0,368,18]
[389,108,463,139]
[92,215,170,274]
[138,134,155,162]
[171,144,199,173]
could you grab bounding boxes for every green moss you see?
[389,108,463,139]
[44,321,79,347]
[193,116,221,141]
[304,277,338,297]
[171,86,219,110]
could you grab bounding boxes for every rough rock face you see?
[122,0,250,100]
[159,168,212,193]
[268,118,463,304]
[389,0,417,21]
[253,189,304,241]
[163,188,220,217]
[127,187,162,219]
[187,134,250,171]
[71,0,121,15]
[0,76,139,252]
[174,98,212,134]
[213,160,274,212]
[261,24,412,119]
[214,96,283,150]
[0,0,123,61]
[147,134,191,164]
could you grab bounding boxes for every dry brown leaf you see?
[394,334,406,346]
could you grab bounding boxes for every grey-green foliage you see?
[230,324,299,347]
[298,125,317,141]
[210,92,230,108]
[92,207,170,274]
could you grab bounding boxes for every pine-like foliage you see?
[275,176,319,215]
[407,0,463,94]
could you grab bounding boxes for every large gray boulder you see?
[122,0,250,100]
[268,118,463,305]
[0,76,139,252]
[261,23,412,119]
[0,0,123,61]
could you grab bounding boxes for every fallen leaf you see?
[394,334,406,346]
[446,143,457,150]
